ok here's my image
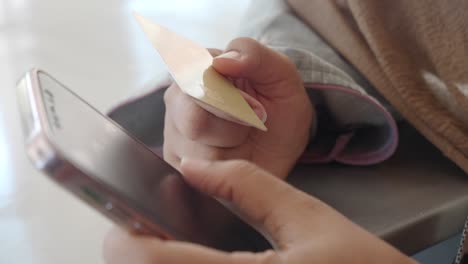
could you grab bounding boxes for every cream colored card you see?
[134,13,267,131]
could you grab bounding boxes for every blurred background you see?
[0,0,250,263]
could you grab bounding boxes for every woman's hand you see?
[163,37,313,179]
[103,159,417,264]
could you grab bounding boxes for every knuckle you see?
[207,48,222,57]
[230,250,282,264]
[230,36,259,47]
[203,147,225,160]
[229,37,263,73]
[163,84,176,104]
[163,147,180,169]
[228,37,262,58]
[222,160,262,200]
[260,195,290,238]
[298,195,328,215]
[229,160,257,175]
[282,192,329,223]
[256,250,283,264]
[163,116,175,148]
[181,103,210,141]
[166,88,211,142]
[162,123,181,169]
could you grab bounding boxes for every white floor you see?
[0,1,250,263]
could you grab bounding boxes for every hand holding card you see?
[134,13,314,179]
[134,13,267,131]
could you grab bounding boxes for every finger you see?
[180,159,329,248]
[162,146,181,170]
[163,113,248,165]
[163,109,181,170]
[103,227,281,264]
[212,37,302,98]
[194,89,268,124]
[166,79,267,129]
[207,48,223,57]
[164,82,251,147]
[163,109,224,170]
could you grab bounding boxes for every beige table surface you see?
[0,1,250,263]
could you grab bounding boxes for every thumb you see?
[180,158,324,248]
[212,37,302,98]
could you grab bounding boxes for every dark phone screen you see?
[37,71,270,251]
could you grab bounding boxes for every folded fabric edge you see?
[301,83,399,166]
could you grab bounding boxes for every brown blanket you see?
[288,0,468,173]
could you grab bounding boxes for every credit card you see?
[134,13,267,131]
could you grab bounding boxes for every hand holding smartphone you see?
[17,69,269,251]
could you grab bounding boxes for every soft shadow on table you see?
[289,123,468,255]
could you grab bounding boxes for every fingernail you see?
[239,91,268,124]
[254,108,268,123]
[215,50,241,60]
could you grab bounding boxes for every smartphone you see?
[17,69,269,251]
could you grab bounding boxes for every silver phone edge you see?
[15,68,171,238]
